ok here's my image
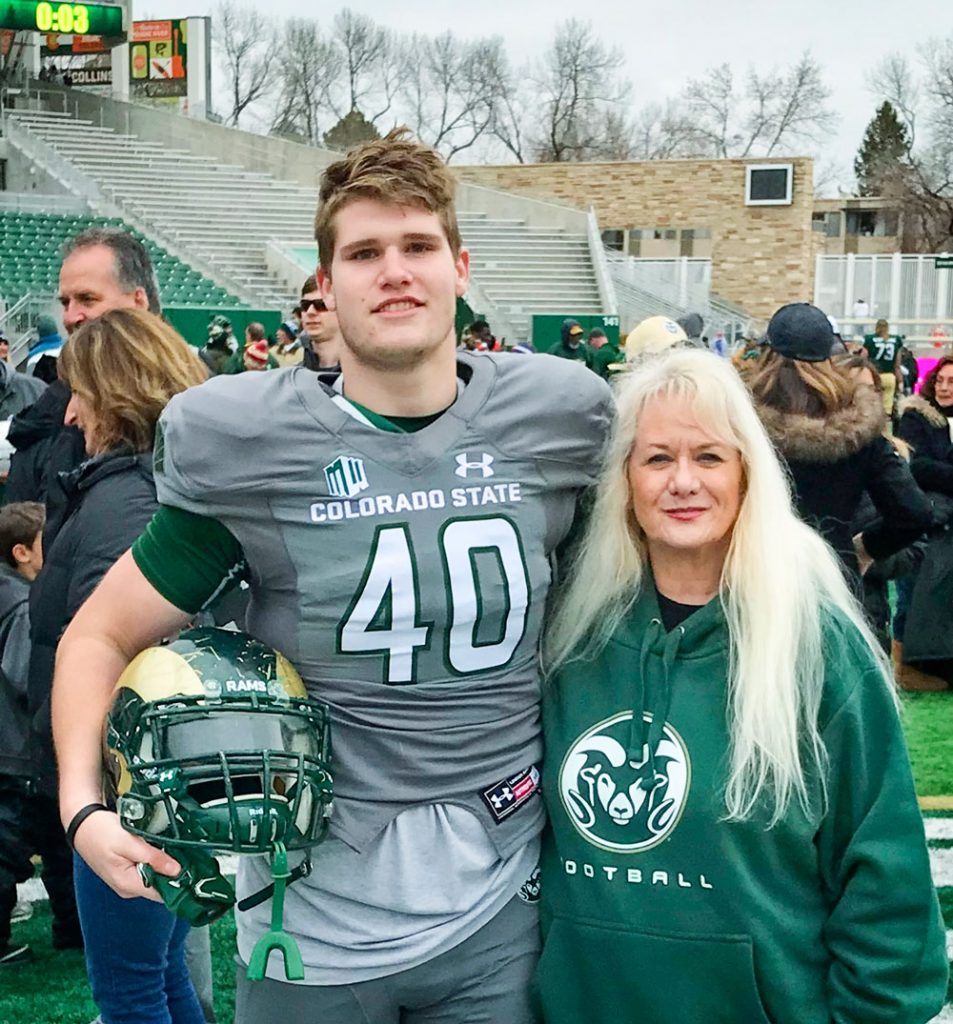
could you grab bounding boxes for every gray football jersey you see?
[156,352,612,855]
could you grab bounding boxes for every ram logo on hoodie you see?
[558,711,690,853]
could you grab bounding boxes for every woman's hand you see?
[72,809,181,902]
[853,533,874,577]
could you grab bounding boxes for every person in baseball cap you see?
[764,303,834,362]
[547,319,588,362]
[624,315,687,361]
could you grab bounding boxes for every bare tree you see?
[269,19,341,144]
[529,19,632,162]
[325,10,404,127]
[489,77,531,163]
[867,53,920,148]
[868,39,953,251]
[683,53,836,158]
[628,102,699,160]
[401,33,508,162]
[213,0,277,127]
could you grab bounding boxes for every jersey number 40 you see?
[337,515,531,684]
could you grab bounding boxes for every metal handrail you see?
[0,293,34,332]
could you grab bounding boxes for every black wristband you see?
[66,802,111,850]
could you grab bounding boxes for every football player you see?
[51,128,613,1023]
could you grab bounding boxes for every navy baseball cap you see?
[766,303,834,362]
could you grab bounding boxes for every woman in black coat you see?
[897,355,953,504]
[893,355,953,689]
[749,303,932,584]
[28,308,208,1024]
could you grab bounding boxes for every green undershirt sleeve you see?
[132,504,248,615]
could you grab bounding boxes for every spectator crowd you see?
[0,129,948,1024]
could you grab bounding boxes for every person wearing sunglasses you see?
[298,277,341,372]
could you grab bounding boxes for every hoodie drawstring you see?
[627,618,684,787]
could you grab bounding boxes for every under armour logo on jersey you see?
[455,452,495,479]
[324,455,368,499]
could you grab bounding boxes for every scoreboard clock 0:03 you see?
[0,0,124,36]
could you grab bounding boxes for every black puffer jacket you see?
[897,394,953,498]
[756,384,932,575]
[6,380,87,549]
[28,448,157,795]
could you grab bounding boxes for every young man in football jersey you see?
[50,128,613,1023]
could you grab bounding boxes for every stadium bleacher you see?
[0,211,242,309]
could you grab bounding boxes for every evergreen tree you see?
[323,110,380,152]
[854,101,910,196]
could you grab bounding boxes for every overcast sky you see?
[138,0,943,192]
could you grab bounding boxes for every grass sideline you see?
[3,697,950,1024]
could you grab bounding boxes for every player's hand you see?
[71,809,181,902]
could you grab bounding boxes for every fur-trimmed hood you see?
[898,393,950,430]
[756,384,884,464]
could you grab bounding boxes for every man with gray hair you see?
[7,228,160,523]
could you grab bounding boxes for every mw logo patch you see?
[324,455,368,499]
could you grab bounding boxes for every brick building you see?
[456,157,815,322]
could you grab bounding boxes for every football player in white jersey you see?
[52,128,612,1023]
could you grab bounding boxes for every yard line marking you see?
[930,848,953,888]
[926,818,953,841]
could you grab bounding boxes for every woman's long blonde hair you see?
[545,348,889,824]
[59,308,207,454]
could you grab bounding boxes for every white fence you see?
[605,254,751,340]
[815,253,953,350]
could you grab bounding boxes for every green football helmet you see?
[105,628,332,979]
[105,627,332,857]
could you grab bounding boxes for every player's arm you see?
[53,505,247,899]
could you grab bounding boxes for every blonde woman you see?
[30,308,207,1024]
[537,347,947,1024]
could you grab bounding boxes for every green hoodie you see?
[538,587,947,1024]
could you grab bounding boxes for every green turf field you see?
[3,700,950,1024]
[902,692,953,797]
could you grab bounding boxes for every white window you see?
[745,164,793,206]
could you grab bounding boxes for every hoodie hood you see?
[560,319,584,348]
[898,393,950,428]
[756,383,884,463]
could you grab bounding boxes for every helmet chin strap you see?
[245,843,305,982]
[140,841,313,982]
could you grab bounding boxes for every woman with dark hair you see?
[837,355,927,655]
[894,355,953,689]
[29,308,208,1024]
[748,303,930,582]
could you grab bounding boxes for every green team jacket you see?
[547,339,590,363]
[538,587,947,1024]
[588,341,624,380]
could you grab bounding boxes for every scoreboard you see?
[0,0,124,37]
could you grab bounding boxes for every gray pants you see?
[235,895,540,1024]
[185,925,216,1022]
